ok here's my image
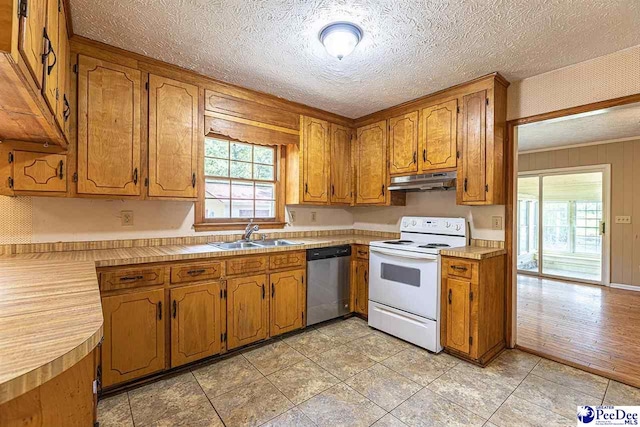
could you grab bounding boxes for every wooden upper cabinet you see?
[148,74,199,198]
[101,288,165,387]
[56,4,71,135]
[270,269,305,337]
[330,123,352,204]
[444,277,471,354]
[18,0,47,87]
[301,116,330,203]
[170,282,222,367]
[388,111,418,176]
[419,99,458,172]
[77,55,141,196]
[12,150,66,192]
[458,90,487,203]
[226,274,269,350]
[355,120,387,205]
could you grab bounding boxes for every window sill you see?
[193,222,287,232]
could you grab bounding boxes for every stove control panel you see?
[400,216,467,236]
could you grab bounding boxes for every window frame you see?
[194,134,286,231]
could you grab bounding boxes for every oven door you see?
[369,247,439,320]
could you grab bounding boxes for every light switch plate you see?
[492,216,503,230]
[311,211,317,222]
[289,210,296,222]
[615,216,632,224]
[121,210,134,226]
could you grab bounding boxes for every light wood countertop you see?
[0,260,103,405]
[440,246,506,260]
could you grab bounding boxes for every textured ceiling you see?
[518,102,640,152]
[69,0,640,118]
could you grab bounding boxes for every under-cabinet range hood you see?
[388,172,457,192]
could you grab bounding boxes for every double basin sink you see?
[210,239,300,250]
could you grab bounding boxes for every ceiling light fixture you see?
[319,22,363,60]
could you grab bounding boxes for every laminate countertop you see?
[0,259,103,405]
[440,246,506,260]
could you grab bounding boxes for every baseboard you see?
[610,283,640,292]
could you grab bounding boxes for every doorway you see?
[517,166,610,285]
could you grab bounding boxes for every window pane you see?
[255,200,275,218]
[231,181,254,199]
[254,164,274,181]
[232,200,254,218]
[230,161,252,179]
[254,146,274,165]
[255,182,275,200]
[205,198,230,219]
[205,158,228,177]
[230,142,252,162]
[205,179,230,198]
[205,138,229,158]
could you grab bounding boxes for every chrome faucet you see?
[242,219,260,241]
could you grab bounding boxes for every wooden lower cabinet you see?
[270,269,306,337]
[170,281,223,368]
[226,274,269,350]
[101,288,165,387]
[352,255,369,316]
[441,255,505,365]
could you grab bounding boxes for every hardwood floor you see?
[517,274,640,388]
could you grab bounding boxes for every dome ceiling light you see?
[319,22,363,60]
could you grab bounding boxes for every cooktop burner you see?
[418,243,451,249]
[383,240,414,245]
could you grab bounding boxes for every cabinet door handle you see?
[157,301,162,320]
[448,289,452,304]
[464,178,468,192]
[262,283,265,299]
[187,269,206,276]
[413,152,417,164]
[42,29,57,75]
[192,172,196,188]
[133,168,139,185]
[305,183,308,193]
[381,185,385,196]
[119,275,144,282]
[271,283,275,298]
[331,184,335,196]
[423,148,426,162]
[172,300,177,318]
[63,95,71,121]
[58,160,64,179]
[364,271,368,284]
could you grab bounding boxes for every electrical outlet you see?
[311,211,317,222]
[492,216,503,230]
[615,216,632,224]
[289,210,296,222]
[121,210,134,226]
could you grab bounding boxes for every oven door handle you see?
[370,247,438,261]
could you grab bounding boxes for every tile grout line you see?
[190,369,228,427]
[602,379,611,405]
[126,391,136,427]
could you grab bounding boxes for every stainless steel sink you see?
[211,241,261,250]
[253,239,299,247]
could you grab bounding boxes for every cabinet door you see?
[270,269,305,337]
[389,111,418,176]
[420,99,457,172]
[354,260,369,315]
[77,55,141,196]
[226,274,269,350]
[56,4,70,134]
[329,123,352,204]
[42,0,59,114]
[12,151,66,192]
[170,282,222,367]
[458,90,486,203]
[302,116,329,203]
[18,0,47,86]
[101,288,165,387]
[148,74,199,198]
[445,277,471,354]
[355,120,387,205]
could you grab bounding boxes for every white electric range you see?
[368,216,468,352]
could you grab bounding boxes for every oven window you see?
[381,263,421,287]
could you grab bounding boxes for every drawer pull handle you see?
[120,275,144,281]
[451,266,468,271]
[187,269,206,275]
[358,250,367,256]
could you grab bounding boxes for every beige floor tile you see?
[604,380,640,405]
[211,377,293,427]
[128,372,223,427]
[345,364,422,411]
[481,349,541,387]
[243,341,307,375]
[97,392,134,427]
[530,358,609,399]
[427,364,515,420]
[310,344,376,380]
[391,388,486,427]
[267,359,340,404]
[298,383,387,427]
[489,395,574,427]
[261,407,316,427]
[315,316,373,343]
[381,348,458,386]
[349,330,411,362]
[192,354,263,398]
[284,329,343,357]
[373,413,408,426]
[513,374,600,420]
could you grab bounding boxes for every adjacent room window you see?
[203,137,277,221]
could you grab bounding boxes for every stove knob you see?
[455,224,462,231]
[402,221,408,227]
[445,221,451,228]
[411,220,417,226]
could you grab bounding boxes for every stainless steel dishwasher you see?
[306,245,351,326]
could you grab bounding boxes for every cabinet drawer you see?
[170,261,223,284]
[445,259,473,280]
[13,151,67,192]
[354,245,369,260]
[100,267,164,291]
[269,251,305,271]
[226,256,268,276]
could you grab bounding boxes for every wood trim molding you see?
[204,111,300,136]
[193,222,287,232]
